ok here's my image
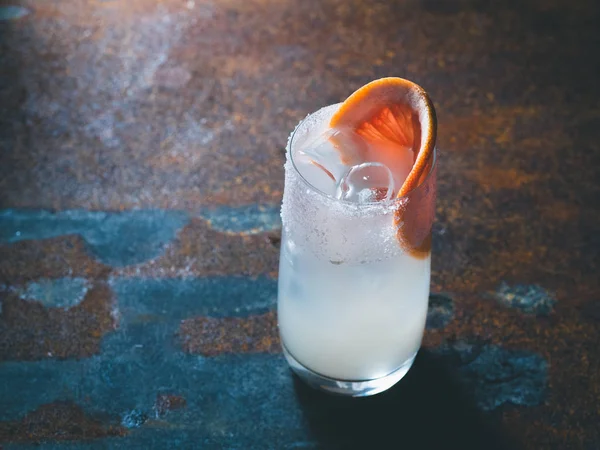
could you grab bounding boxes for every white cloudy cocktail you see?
[278,79,437,396]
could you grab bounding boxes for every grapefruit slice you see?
[330,77,437,254]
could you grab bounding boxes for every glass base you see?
[282,344,417,397]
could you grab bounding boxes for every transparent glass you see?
[278,105,437,397]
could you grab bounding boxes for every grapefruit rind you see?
[329,77,437,254]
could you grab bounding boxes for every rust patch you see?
[537,201,580,222]
[179,311,279,356]
[116,218,279,278]
[0,282,116,361]
[439,107,538,151]
[0,235,110,285]
[0,401,125,443]
[465,167,544,191]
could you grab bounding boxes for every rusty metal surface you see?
[0,0,599,448]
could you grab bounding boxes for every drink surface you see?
[278,103,432,381]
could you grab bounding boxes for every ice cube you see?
[295,128,335,164]
[293,151,337,196]
[335,162,396,203]
[293,129,344,196]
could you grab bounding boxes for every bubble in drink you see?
[335,162,396,203]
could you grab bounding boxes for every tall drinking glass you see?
[278,103,437,397]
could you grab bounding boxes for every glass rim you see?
[288,114,437,206]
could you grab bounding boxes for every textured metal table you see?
[0,0,598,448]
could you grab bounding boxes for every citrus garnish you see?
[330,77,437,254]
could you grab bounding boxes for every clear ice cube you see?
[335,162,396,203]
[294,126,372,186]
[293,151,338,196]
[293,129,342,195]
